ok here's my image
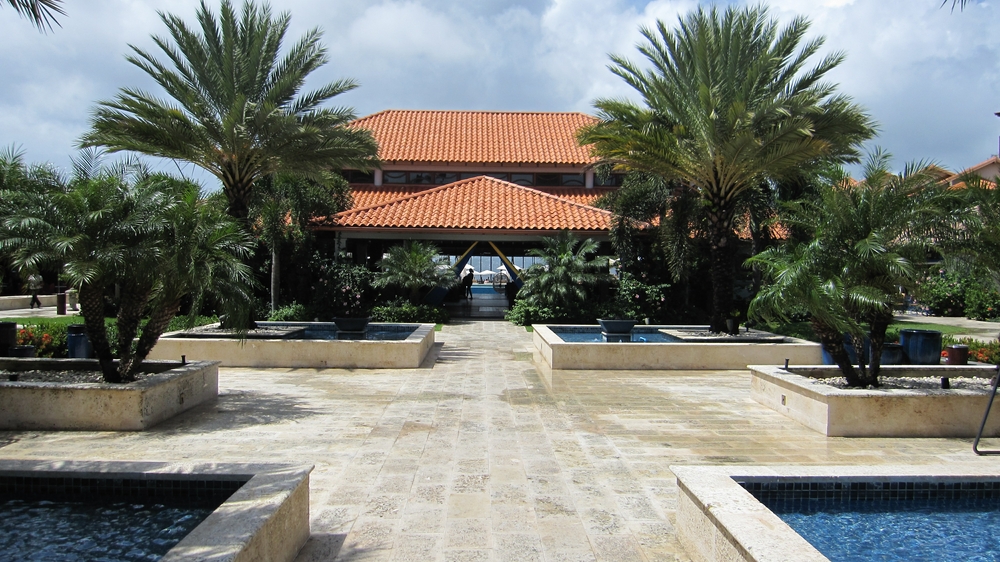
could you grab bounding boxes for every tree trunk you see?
[866,313,892,387]
[114,282,151,383]
[123,297,181,378]
[811,319,862,386]
[78,283,118,383]
[706,214,735,333]
[271,246,280,314]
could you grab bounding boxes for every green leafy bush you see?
[602,272,671,321]
[311,258,376,320]
[915,270,965,316]
[370,298,449,323]
[964,283,1000,321]
[268,303,309,321]
[505,300,556,326]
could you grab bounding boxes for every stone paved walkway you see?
[1,320,997,561]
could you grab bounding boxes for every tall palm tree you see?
[4,0,63,30]
[375,241,457,305]
[518,231,610,320]
[749,151,964,387]
[79,0,379,219]
[578,5,875,332]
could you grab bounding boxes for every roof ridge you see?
[334,176,612,219]
[354,109,595,118]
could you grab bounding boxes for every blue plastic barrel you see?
[899,329,942,365]
[66,325,92,359]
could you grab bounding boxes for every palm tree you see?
[375,241,457,305]
[578,5,875,332]
[79,0,379,219]
[0,152,253,382]
[249,172,351,312]
[4,0,63,30]
[518,231,610,320]
[749,151,964,387]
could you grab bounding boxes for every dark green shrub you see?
[602,272,671,321]
[370,298,449,323]
[964,283,1000,321]
[268,303,309,321]
[310,258,377,320]
[915,270,965,316]
[505,300,556,326]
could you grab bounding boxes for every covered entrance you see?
[315,175,615,319]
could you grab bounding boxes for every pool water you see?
[550,327,681,343]
[773,498,1000,561]
[0,498,213,561]
[303,327,417,341]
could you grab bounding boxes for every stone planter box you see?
[750,364,1000,437]
[0,358,218,431]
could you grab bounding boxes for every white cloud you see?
[1,0,999,182]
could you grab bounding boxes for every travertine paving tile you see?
[0,319,995,561]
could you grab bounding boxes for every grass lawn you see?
[0,315,85,326]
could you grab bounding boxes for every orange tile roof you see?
[327,176,612,232]
[350,186,428,209]
[536,187,616,207]
[351,110,599,165]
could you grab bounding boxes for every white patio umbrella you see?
[478,270,495,281]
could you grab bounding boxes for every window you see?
[561,174,585,186]
[535,173,560,186]
[344,170,374,184]
[510,173,534,186]
[460,172,482,180]
[384,171,407,184]
[485,173,508,181]
[595,173,625,187]
[409,172,434,184]
[435,172,458,184]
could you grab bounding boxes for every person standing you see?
[463,270,474,299]
[27,272,43,309]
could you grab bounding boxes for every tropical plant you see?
[249,171,351,312]
[578,5,875,332]
[516,231,611,321]
[311,260,376,319]
[370,297,449,324]
[79,0,379,219]
[374,241,457,305]
[4,0,63,30]
[268,302,309,321]
[749,152,964,387]
[915,270,966,317]
[0,152,253,382]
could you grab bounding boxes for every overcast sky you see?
[2,0,999,188]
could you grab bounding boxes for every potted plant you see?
[313,260,376,331]
[726,309,741,335]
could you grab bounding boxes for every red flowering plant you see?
[15,322,68,358]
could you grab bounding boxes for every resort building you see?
[315,110,620,289]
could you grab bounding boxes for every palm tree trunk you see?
[811,319,862,387]
[78,283,118,383]
[114,283,151,382]
[866,313,892,387]
[706,208,735,333]
[271,246,280,313]
[125,297,181,377]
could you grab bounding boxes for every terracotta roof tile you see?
[351,110,598,165]
[329,176,612,232]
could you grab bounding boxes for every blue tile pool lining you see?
[0,474,246,506]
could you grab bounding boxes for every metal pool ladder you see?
[973,364,1000,455]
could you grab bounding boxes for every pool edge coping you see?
[671,464,1000,562]
[0,459,313,562]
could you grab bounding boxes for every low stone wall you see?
[0,460,311,562]
[0,359,218,431]
[750,364,1000,437]
[533,325,821,370]
[0,294,59,310]
[147,323,435,368]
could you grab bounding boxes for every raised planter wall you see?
[533,325,821,371]
[147,323,434,369]
[0,295,59,311]
[0,359,218,431]
[750,364,1000,437]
